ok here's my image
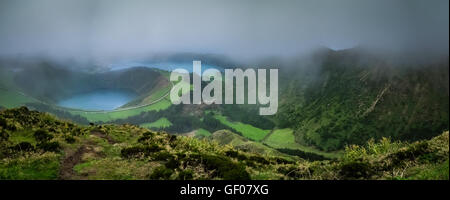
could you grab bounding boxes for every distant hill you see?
[13,63,165,103]
[275,48,449,151]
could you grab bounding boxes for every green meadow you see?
[70,98,172,122]
[140,117,173,129]
[262,128,340,159]
[213,114,271,141]
[195,128,212,137]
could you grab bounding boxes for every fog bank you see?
[0,0,448,63]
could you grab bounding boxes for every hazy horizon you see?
[0,0,448,64]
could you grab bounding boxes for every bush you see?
[0,117,6,127]
[177,169,194,180]
[225,150,239,158]
[64,136,76,144]
[276,148,328,161]
[121,144,162,158]
[200,154,250,180]
[11,142,35,152]
[149,166,173,180]
[137,131,155,143]
[152,151,174,161]
[389,142,429,165]
[0,129,9,141]
[34,129,53,142]
[37,141,60,152]
[165,158,180,169]
[339,160,374,179]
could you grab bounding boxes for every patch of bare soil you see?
[59,145,92,180]
[91,130,117,144]
[59,139,105,180]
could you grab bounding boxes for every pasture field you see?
[140,117,173,129]
[195,128,211,137]
[70,98,172,122]
[263,128,341,159]
[213,114,270,141]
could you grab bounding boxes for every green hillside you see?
[1,48,449,165]
[0,107,448,180]
[275,49,449,151]
[0,64,173,123]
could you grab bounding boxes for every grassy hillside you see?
[0,107,448,180]
[140,117,173,129]
[0,67,38,108]
[262,128,340,159]
[213,114,271,141]
[276,49,449,151]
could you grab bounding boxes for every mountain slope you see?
[275,49,449,151]
[13,64,164,103]
[0,107,448,180]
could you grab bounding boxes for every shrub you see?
[137,131,155,143]
[339,160,374,179]
[248,155,270,165]
[37,141,60,152]
[389,142,430,166]
[0,129,8,141]
[33,129,53,142]
[121,144,162,158]
[165,158,180,169]
[149,166,173,180]
[177,169,193,180]
[225,150,239,158]
[64,136,76,144]
[152,151,174,161]
[11,142,34,152]
[200,154,250,180]
[0,117,6,127]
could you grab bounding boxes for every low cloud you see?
[0,0,448,63]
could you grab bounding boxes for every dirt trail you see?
[59,145,91,180]
[58,131,115,179]
[91,130,117,144]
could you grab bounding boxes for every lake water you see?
[108,61,223,73]
[57,89,137,111]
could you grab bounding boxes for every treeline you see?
[275,148,329,161]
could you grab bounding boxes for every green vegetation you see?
[8,130,37,146]
[140,117,173,129]
[0,108,448,180]
[275,49,449,151]
[0,65,174,124]
[263,128,339,159]
[209,129,294,159]
[263,129,296,148]
[0,89,37,108]
[0,152,60,180]
[195,128,211,137]
[214,114,270,141]
[68,98,171,122]
[404,160,449,180]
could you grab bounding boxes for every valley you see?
[0,48,449,179]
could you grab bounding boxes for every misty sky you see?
[0,0,448,62]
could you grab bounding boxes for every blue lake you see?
[109,61,223,73]
[57,89,137,111]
